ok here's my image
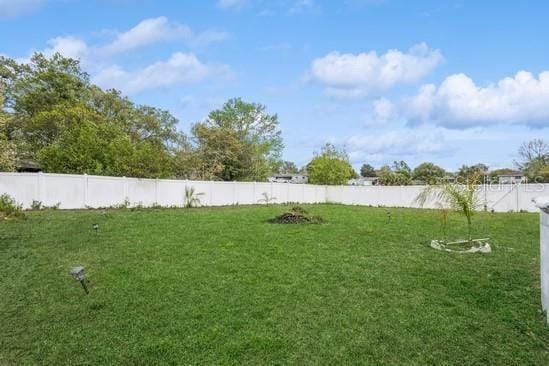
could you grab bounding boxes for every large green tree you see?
[360,163,377,177]
[457,164,489,182]
[186,98,283,181]
[413,162,445,184]
[278,161,299,174]
[539,166,549,182]
[1,54,287,180]
[1,53,90,156]
[0,53,184,178]
[377,161,412,186]
[307,143,355,185]
[0,90,15,171]
[516,139,549,181]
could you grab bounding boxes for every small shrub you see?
[112,198,130,209]
[130,202,145,211]
[416,171,483,243]
[28,200,59,211]
[184,186,204,208]
[45,202,61,210]
[0,194,24,220]
[258,192,277,204]
[269,206,324,224]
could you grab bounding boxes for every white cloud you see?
[307,43,443,98]
[0,0,44,18]
[13,17,232,94]
[365,98,395,126]
[92,52,224,95]
[189,30,231,48]
[14,35,90,65]
[179,95,195,108]
[289,0,318,14]
[19,17,229,63]
[100,17,192,55]
[43,36,89,59]
[405,71,549,128]
[217,0,247,9]
[100,17,228,53]
[347,129,447,163]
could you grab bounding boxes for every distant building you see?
[268,174,308,184]
[498,171,525,184]
[15,160,41,173]
[443,175,456,183]
[411,179,427,186]
[348,177,378,186]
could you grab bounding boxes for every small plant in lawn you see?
[184,186,204,208]
[438,204,449,242]
[114,198,130,209]
[0,194,24,220]
[415,171,490,253]
[28,200,59,211]
[130,202,145,211]
[258,192,277,204]
[416,171,483,242]
[45,202,61,210]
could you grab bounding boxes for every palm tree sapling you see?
[415,172,483,242]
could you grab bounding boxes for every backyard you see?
[1,204,548,365]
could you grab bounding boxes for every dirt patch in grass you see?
[268,206,324,224]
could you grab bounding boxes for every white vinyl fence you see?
[0,172,326,209]
[533,197,549,323]
[0,172,548,212]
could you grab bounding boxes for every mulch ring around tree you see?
[268,206,325,224]
[430,238,491,253]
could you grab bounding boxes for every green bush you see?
[0,194,24,219]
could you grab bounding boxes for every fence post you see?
[287,183,290,203]
[533,196,549,323]
[484,183,488,211]
[122,176,128,203]
[155,178,159,206]
[232,181,236,205]
[516,183,520,211]
[37,172,44,204]
[210,181,214,206]
[184,179,188,207]
[83,174,88,208]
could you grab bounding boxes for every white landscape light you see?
[70,266,89,294]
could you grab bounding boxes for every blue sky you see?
[1,0,548,172]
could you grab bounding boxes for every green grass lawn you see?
[1,204,548,365]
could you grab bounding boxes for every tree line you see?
[1,53,548,185]
[0,53,282,181]
[358,139,549,185]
